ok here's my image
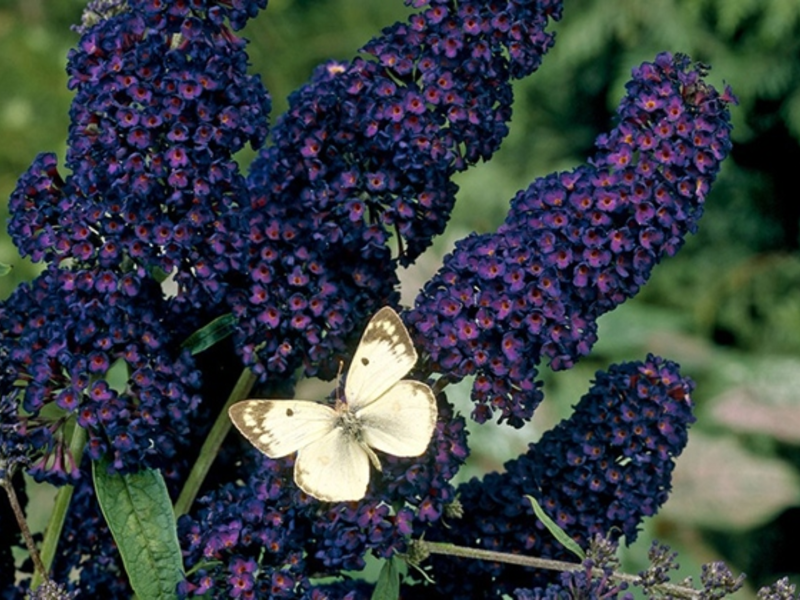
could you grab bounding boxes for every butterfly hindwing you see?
[228,399,337,458]
[345,306,418,410]
[294,427,372,502]
[357,380,438,457]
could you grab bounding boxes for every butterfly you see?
[228,306,438,502]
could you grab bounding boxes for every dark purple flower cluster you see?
[2,1,274,484]
[178,396,468,598]
[305,581,374,600]
[414,356,695,599]
[513,563,631,600]
[7,0,270,313]
[512,587,567,600]
[224,199,401,381]
[408,52,736,426]
[1,386,28,481]
[231,0,563,380]
[249,0,562,263]
[0,265,201,484]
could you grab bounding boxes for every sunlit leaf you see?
[93,457,184,599]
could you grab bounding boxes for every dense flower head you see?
[179,395,468,597]
[417,356,695,598]
[7,0,270,312]
[225,207,401,382]
[249,0,562,263]
[232,0,563,381]
[0,265,201,484]
[408,52,736,426]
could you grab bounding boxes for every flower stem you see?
[1,468,48,581]
[420,540,588,573]
[173,367,257,517]
[31,423,87,591]
[417,541,703,599]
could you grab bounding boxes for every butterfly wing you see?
[228,399,337,458]
[345,306,418,411]
[294,427,372,502]
[357,380,438,457]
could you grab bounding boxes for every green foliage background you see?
[2,0,800,595]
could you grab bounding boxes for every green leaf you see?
[106,357,130,395]
[526,495,586,561]
[93,457,184,599]
[0,262,11,277]
[181,313,236,356]
[371,557,400,600]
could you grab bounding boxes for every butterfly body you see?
[229,307,438,502]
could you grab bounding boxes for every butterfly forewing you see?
[228,400,337,458]
[294,426,372,502]
[345,307,418,411]
[357,380,438,457]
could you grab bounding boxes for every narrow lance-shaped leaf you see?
[526,495,586,561]
[181,312,236,356]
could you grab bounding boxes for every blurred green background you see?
[3,0,800,596]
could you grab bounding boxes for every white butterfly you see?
[228,306,438,502]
